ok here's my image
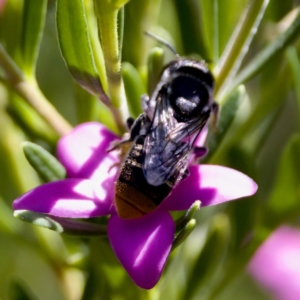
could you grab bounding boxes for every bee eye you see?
[169,76,209,121]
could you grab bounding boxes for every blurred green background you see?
[1,0,300,299]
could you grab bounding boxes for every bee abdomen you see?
[115,136,172,219]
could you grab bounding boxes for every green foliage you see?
[122,62,145,117]
[22,141,66,182]
[56,0,107,101]
[267,134,300,223]
[1,0,300,299]
[21,0,47,78]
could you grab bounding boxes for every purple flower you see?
[248,226,300,300]
[13,122,257,289]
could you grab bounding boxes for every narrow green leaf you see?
[200,0,218,63]
[173,0,210,60]
[175,200,201,231]
[22,141,66,182]
[206,85,246,161]
[84,0,108,93]
[172,219,196,250]
[147,47,164,95]
[14,210,64,233]
[122,62,146,118]
[223,60,290,154]
[230,10,300,94]
[9,95,58,143]
[122,0,162,67]
[56,0,109,104]
[286,46,300,121]
[184,214,230,299]
[14,210,107,236]
[215,0,269,96]
[118,6,125,62]
[267,134,300,223]
[0,0,23,63]
[21,0,47,78]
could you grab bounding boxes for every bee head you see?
[165,60,214,122]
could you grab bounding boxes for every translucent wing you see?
[143,92,210,186]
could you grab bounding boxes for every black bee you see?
[112,58,216,219]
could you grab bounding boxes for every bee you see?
[111,48,216,219]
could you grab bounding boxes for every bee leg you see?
[107,113,151,152]
[126,117,135,129]
[128,113,151,139]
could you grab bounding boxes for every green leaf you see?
[199,0,218,63]
[118,6,125,62]
[122,0,162,67]
[175,200,201,231]
[173,0,210,60]
[0,0,23,63]
[184,213,230,299]
[122,62,145,118]
[230,10,300,94]
[56,0,108,103]
[267,134,300,224]
[286,46,300,120]
[206,85,246,161]
[14,210,64,233]
[22,142,66,182]
[9,95,58,143]
[21,0,47,78]
[147,47,164,95]
[172,219,196,250]
[14,210,107,236]
[215,0,269,96]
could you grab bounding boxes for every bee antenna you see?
[145,31,179,58]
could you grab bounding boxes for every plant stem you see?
[0,44,72,137]
[95,0,129,133]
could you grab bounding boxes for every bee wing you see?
[142,93,209,186]
[143,123,192,186]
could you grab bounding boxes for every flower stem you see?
[0,44,72,137]
[94,1,129,133]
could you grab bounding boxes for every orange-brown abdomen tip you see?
[114,194,145,219]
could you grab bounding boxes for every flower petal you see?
[13,179,115,218]
[194,125,208,147]
[159,165,257,211]
[57,122,120,181]
[248,226,300,300]
[108,211,175,289]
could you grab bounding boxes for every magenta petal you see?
[57,122,120,181]
[13,179,115,218]
[194,125,208,147]
[159,165,258,211]
[108,211,175,289]
[248,226,300,300]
